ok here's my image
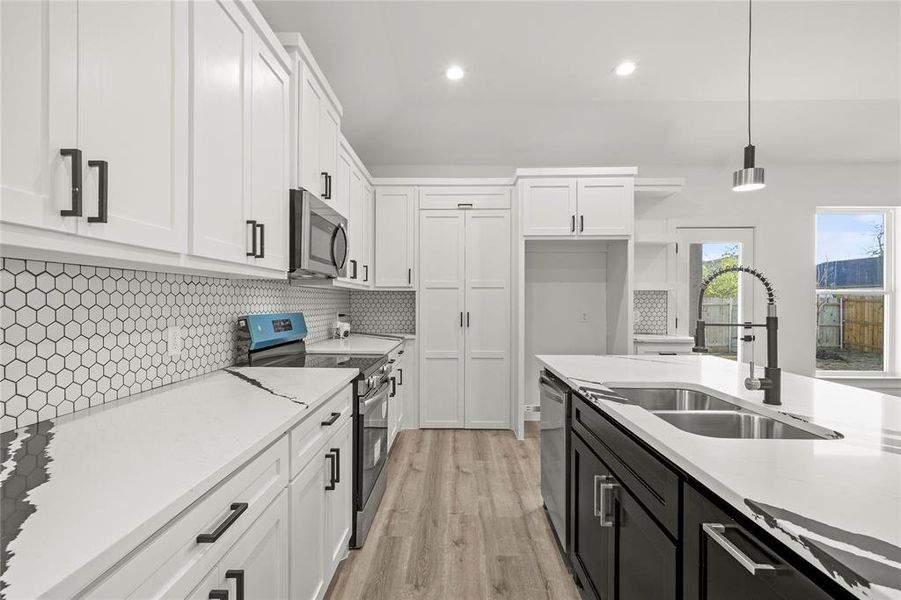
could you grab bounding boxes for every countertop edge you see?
[41,369,359,600]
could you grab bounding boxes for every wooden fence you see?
[817,296,884,353]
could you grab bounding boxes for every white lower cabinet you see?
[419,208,511,428]
[388,343,406,449]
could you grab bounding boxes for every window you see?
[815,209,894,374]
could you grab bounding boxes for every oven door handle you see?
[360,381,390,414]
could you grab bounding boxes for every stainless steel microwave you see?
[289,188,348,280]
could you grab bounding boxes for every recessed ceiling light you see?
[446,65,465,81]
[614,61,636,77]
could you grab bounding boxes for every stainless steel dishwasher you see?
[540,370,571,556]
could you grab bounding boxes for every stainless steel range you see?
[236,312,392,548]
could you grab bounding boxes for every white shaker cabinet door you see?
[190,0,253,263]
[577,177,634,236]
[218,490,290,600]
[374,187,414,288]
[249,32,290,271]
[319,104,340,203]
[464,210,511,428]
[0,0,78,233]
[323,418,352,578]
[419,210,466,428]
[299,67,323,196]
[521,179,577,237]
[75,0,189,252]
[290,451,328,600]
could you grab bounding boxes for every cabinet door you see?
[346,166,365,283]
[290,450,328,600]
[76,0,188,252]
[374,187,414,288]
[577,178,634,236]
[335,150,352,219]
[683,485,832,600]
[419,210,466,427]
[190,0,252,263]
[249,32,289,271]
[395,354,407,432]
[335,152,355,284]
[571,432,615,600]
[464,210,511,428]
[363,184,375,286]
[1,0,77,233]
[299,67,323,196]
[319,104,340,200]
[521,179,577,236]
[219,489,289,600]
[324,418,353,578]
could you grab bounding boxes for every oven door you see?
[289,189,348,279]
[357,379,390,508]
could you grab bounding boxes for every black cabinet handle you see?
[330,447,341,483]
[209,591,228,600]
[60,148,83,217]
[580,215,584,232]
[349,259,358,280]
[363,265,369,282]
[398,368,403,386]
[254,223,265,258]
[246,220,257,257]
[327,174,332,199]
[390,376,396,398]
[321,172,329,199]
[196,502,248,543]
[460,312,463,327]
[408,268,412,285]
[457,202,473,209]
[571,215,575,232]
[325,452,336,491]
[87,160,108,223]
[225,570,244,600]
[321,411,340,426]
[466,312,470,327]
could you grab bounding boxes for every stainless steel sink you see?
[653,411,831,440]
[609,387,740,411]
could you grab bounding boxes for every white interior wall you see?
[524,240,609,411]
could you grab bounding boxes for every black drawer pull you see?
[196,502,248,543]
[225,569,244,600]
[457,202,473,208]
[246,220,257,257]
[255,223,265,258]
[325,451,336,490]
[398,368,403,385]
[60,148,83,217]
[87,160,108,223]
[209,591,228,600]
[321,411,340,426]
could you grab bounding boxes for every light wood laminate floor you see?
[326,424,580,600]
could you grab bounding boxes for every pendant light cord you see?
[747,0,753,146]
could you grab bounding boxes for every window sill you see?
[817,374,901,396]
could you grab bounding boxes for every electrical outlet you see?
[166,326,185,357]
[579,311,589,323]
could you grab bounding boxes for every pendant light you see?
[732,0,766,192]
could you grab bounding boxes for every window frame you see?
[814,207,895,379]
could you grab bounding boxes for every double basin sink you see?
[596,387,840,440]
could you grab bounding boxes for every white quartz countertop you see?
[306,334,405,355]
[0,367,358,600]
[536,354,901,600]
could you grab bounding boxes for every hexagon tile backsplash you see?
[0,257,350,432]
[349,291,415,335]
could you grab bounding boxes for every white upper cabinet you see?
[191,0,252,264]
[75,0,189,252]
[192,1,290,271]
[577,177,634,236]
[521,177,634,237]
[319,104,340,202]
[374,187,415,288]
[521,179,577,236]
[1,0,78,234]
[298,65,323,194]
[249,31,290,271]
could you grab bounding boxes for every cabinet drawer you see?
[572,394,680,537]
[83,436,289,599]
[418,186,512,210]
[290,384,353,479]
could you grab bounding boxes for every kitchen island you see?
[537,353,901,600]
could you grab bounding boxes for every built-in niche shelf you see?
[635,177,684,201]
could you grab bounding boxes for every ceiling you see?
[256,1,901,171]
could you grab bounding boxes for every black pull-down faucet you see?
[692,266,782,406]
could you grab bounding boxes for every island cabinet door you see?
[683,485,833,600]
[571,431,614,599]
